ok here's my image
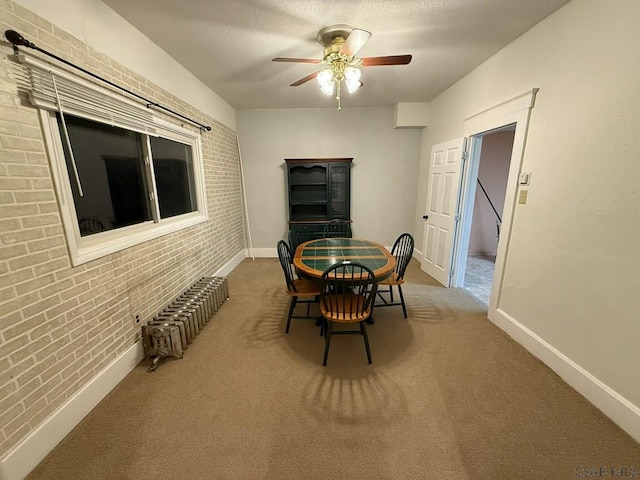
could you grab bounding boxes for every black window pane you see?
[149,137,197,219]
[57,114,150,236]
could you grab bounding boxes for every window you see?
[60,114,151,235]
[58,114,199,235]
[27,55,208,266]
[149,136,197,219]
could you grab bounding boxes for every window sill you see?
[71,212,208,266]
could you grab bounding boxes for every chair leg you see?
[376,290,388,305]
[322,320,332,366]
[389,285,394,303]
[315,314,324,335]
[360,321,372,364]
[285,297,297,334]
[398,285,407,318]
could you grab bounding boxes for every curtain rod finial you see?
[5,30,34,48]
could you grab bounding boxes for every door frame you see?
[451,88,539,314]
[451,125,514,288]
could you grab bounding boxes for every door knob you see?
[422,215,429,220]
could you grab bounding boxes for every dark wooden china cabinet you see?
[285,158,352,242]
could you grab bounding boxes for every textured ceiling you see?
[102,0,570,110]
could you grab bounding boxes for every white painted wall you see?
[13,0,236,130]
[394,102,429,128]
[236,107,422,250]
[415,0,640,424]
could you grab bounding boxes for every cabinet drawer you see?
[290,223,325,233]
[289,223,326,242]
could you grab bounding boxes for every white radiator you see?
[142,276,228,371]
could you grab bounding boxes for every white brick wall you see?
[0,1,245,457]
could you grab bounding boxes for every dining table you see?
[293,237,396,324]
[293,237,396,280]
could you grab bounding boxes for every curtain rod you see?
[4,29,212,132]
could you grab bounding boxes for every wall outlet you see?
[133,314,141,326]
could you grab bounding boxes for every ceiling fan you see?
[272,25,412,109]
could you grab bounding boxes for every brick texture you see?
[0,1,245,457]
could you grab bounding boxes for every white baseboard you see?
[0,341,145,480]
[215,249,248,276]
[245,247,276,258]
[489,307,640,443]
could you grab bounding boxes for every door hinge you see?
[148,192,155,201]
[462,150,468,161]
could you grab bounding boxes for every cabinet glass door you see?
[329,165,350,219]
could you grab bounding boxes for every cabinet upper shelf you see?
[285,158,352,239]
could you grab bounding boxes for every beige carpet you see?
[27,258,639,479]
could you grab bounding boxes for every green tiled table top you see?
[300,257,389,272]
[303,239,372,247]
[300,247,383,258]
[296,238,394,277]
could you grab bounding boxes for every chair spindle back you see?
[391,233,415,281]
[277,240,297,292]
[320,262,376,318]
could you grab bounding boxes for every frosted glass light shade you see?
[344,66,361,82]
[346,79,361,93]
[317,69,335,96]
[344,66,362,93]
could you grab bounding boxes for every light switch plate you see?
[518,190,528,204]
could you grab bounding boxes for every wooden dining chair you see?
[319,262,377,366]
[375,233,414,318]
[322,219,352,238]
[277,240,321,334]
[287,229,301,255]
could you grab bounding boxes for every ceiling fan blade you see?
[361,55,412,67]
[272,57,321,64]
[290,71,320,87]
[340,28,372,57]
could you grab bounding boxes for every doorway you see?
[462,127,514,304]
[447,88,538,315]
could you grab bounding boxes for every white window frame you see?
[31,59,208,266]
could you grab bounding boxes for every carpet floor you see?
[26,258,639,480]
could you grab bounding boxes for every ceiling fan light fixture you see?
[273,25,411,109]
[317,68,335,95]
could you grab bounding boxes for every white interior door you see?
[420,138,466,286]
